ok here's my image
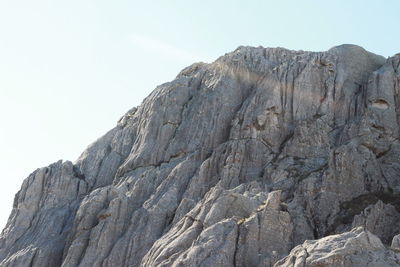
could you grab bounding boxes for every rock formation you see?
[1,44,400,266]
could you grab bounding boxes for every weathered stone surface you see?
[351,200,400,244]
[275,227,400,267]
[1,44,400,266]
[0,161,88,267]
[392,234,400,251]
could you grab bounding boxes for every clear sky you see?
[0,0,399,229]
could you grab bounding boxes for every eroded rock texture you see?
[276,227,400,267]
[1,44,400,266]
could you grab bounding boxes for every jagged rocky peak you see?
[1,44,400,267]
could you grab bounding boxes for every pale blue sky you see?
[0,0,399,228]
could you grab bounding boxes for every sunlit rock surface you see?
[1,44,400,266]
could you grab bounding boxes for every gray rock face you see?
[275,227,400,267]
[1,44,400,266]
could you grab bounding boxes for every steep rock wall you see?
[1,44,400,266]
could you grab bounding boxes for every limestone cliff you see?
[1,44,400,266]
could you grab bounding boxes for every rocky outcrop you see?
[1,44,400,266]
[275,227,400,267]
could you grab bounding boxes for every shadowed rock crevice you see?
[327,192,400,236]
